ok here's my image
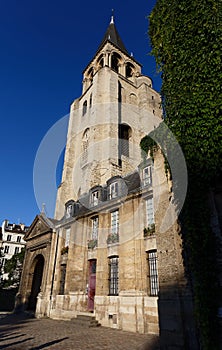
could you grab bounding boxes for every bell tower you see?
[55,16,161,219]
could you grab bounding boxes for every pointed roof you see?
[97,15,129,55]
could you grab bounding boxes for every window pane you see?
[111,210,119,234]
[146,198,154,226]
[143,166,152,186]
[109,182,118,199]
[65,228,70,247]
[92,217,99,240]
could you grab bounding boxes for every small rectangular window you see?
[14,247,19,254]
[17,236,21,243]
[147,250,159,296]
[143,166,152,186]
[7,235,12,242]
[108,257,119,295]
[4,246,9,254]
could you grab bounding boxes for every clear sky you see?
[0,0,161,226]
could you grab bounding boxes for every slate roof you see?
[97,17,129,55]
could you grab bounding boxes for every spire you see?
[97,14,129,55]
[110,9,114,24]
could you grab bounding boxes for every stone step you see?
[71,313,101,327]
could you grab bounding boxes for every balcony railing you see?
[88,239,98,249]
[107,232,119,245]
[143,224,155,237]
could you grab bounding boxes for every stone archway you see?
[28,255,44,311]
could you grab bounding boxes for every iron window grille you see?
[147,250,159,296]
[108,256,119,295]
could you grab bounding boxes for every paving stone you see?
[0,313,159,350]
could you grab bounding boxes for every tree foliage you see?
[149,0,222,179]
[3,248,25,288]
[149,0,222,348]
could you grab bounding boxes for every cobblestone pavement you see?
[0,313,159,350]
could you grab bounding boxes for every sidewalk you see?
[0,313,159,350]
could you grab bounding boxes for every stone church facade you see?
[18,17,198,348]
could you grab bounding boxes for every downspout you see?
[49,228,60,316]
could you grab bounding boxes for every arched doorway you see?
[28,255,44,311]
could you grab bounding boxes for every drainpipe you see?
[49,228,60,316]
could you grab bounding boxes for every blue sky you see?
[0,0,161,226]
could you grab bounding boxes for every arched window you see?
[111,53,121,73]
[119,124,132,158]
[83,100,87,116]
[81,128,89,165]
[97,54,104,70]
[125,62,135,78]
[129,93,137,105]
[88,67,93,83]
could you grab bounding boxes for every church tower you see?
[55,16,161,219]
[18,16,198,346]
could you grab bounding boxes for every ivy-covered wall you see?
[147,0,222,348]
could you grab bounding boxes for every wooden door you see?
[88,260,96,311]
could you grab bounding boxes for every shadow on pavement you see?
[31,337,69,349]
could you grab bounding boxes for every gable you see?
[25,215,53,241]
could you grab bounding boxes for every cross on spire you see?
[110,9,114,24]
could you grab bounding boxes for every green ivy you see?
[149,0,222,348]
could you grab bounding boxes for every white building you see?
[0,220,28,280]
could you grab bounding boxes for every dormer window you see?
[90,186,103,207]
[142,166,152,186]
[66,204,73,218]
[65,200,75,218]
[91,190,99,206]
[109,182,118,199]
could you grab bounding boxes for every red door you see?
[88,260,96,311]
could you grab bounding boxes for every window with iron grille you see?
[147,250,159,296]
[108,256,119,295]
